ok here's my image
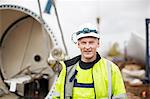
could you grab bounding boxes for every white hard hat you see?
[76,23,100,40]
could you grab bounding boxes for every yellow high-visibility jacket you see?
[52,55,127,99]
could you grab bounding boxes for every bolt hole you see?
[34,55,41,62]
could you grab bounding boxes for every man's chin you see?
[83,54,93,59]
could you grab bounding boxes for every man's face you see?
[78,37,99,62]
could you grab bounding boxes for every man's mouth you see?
[84,51,92,54]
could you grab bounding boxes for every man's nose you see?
[84,43,91,49]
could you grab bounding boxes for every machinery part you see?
[47,47,64,66]
[45,74,58,99]
[51,47,64,61]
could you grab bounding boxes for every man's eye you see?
[89,41,94,44]
[81,42,86,44]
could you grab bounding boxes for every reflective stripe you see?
[69,70,78,82]
[74,79,94,88]
[99,93,127,99]
[52,91,60,97]
[95,97,109,99]
[107,61,112,99]
[65,62,79,97]
[96,97,108,99]
[112,93,127,99]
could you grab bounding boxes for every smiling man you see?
[52,23,127,99]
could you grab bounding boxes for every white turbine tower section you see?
[0,0,66,98]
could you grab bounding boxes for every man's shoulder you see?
[64,55,81,67]
[100,57,120,71]
[99,57,118,67]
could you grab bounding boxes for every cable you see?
[38,0,68,56]
[51,0,68,56]
[37,0,43,20]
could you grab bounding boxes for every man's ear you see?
[77,42,80,48]
[98,42,100,48]
[97,39,100,47]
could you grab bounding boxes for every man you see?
[52,23,127,99]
